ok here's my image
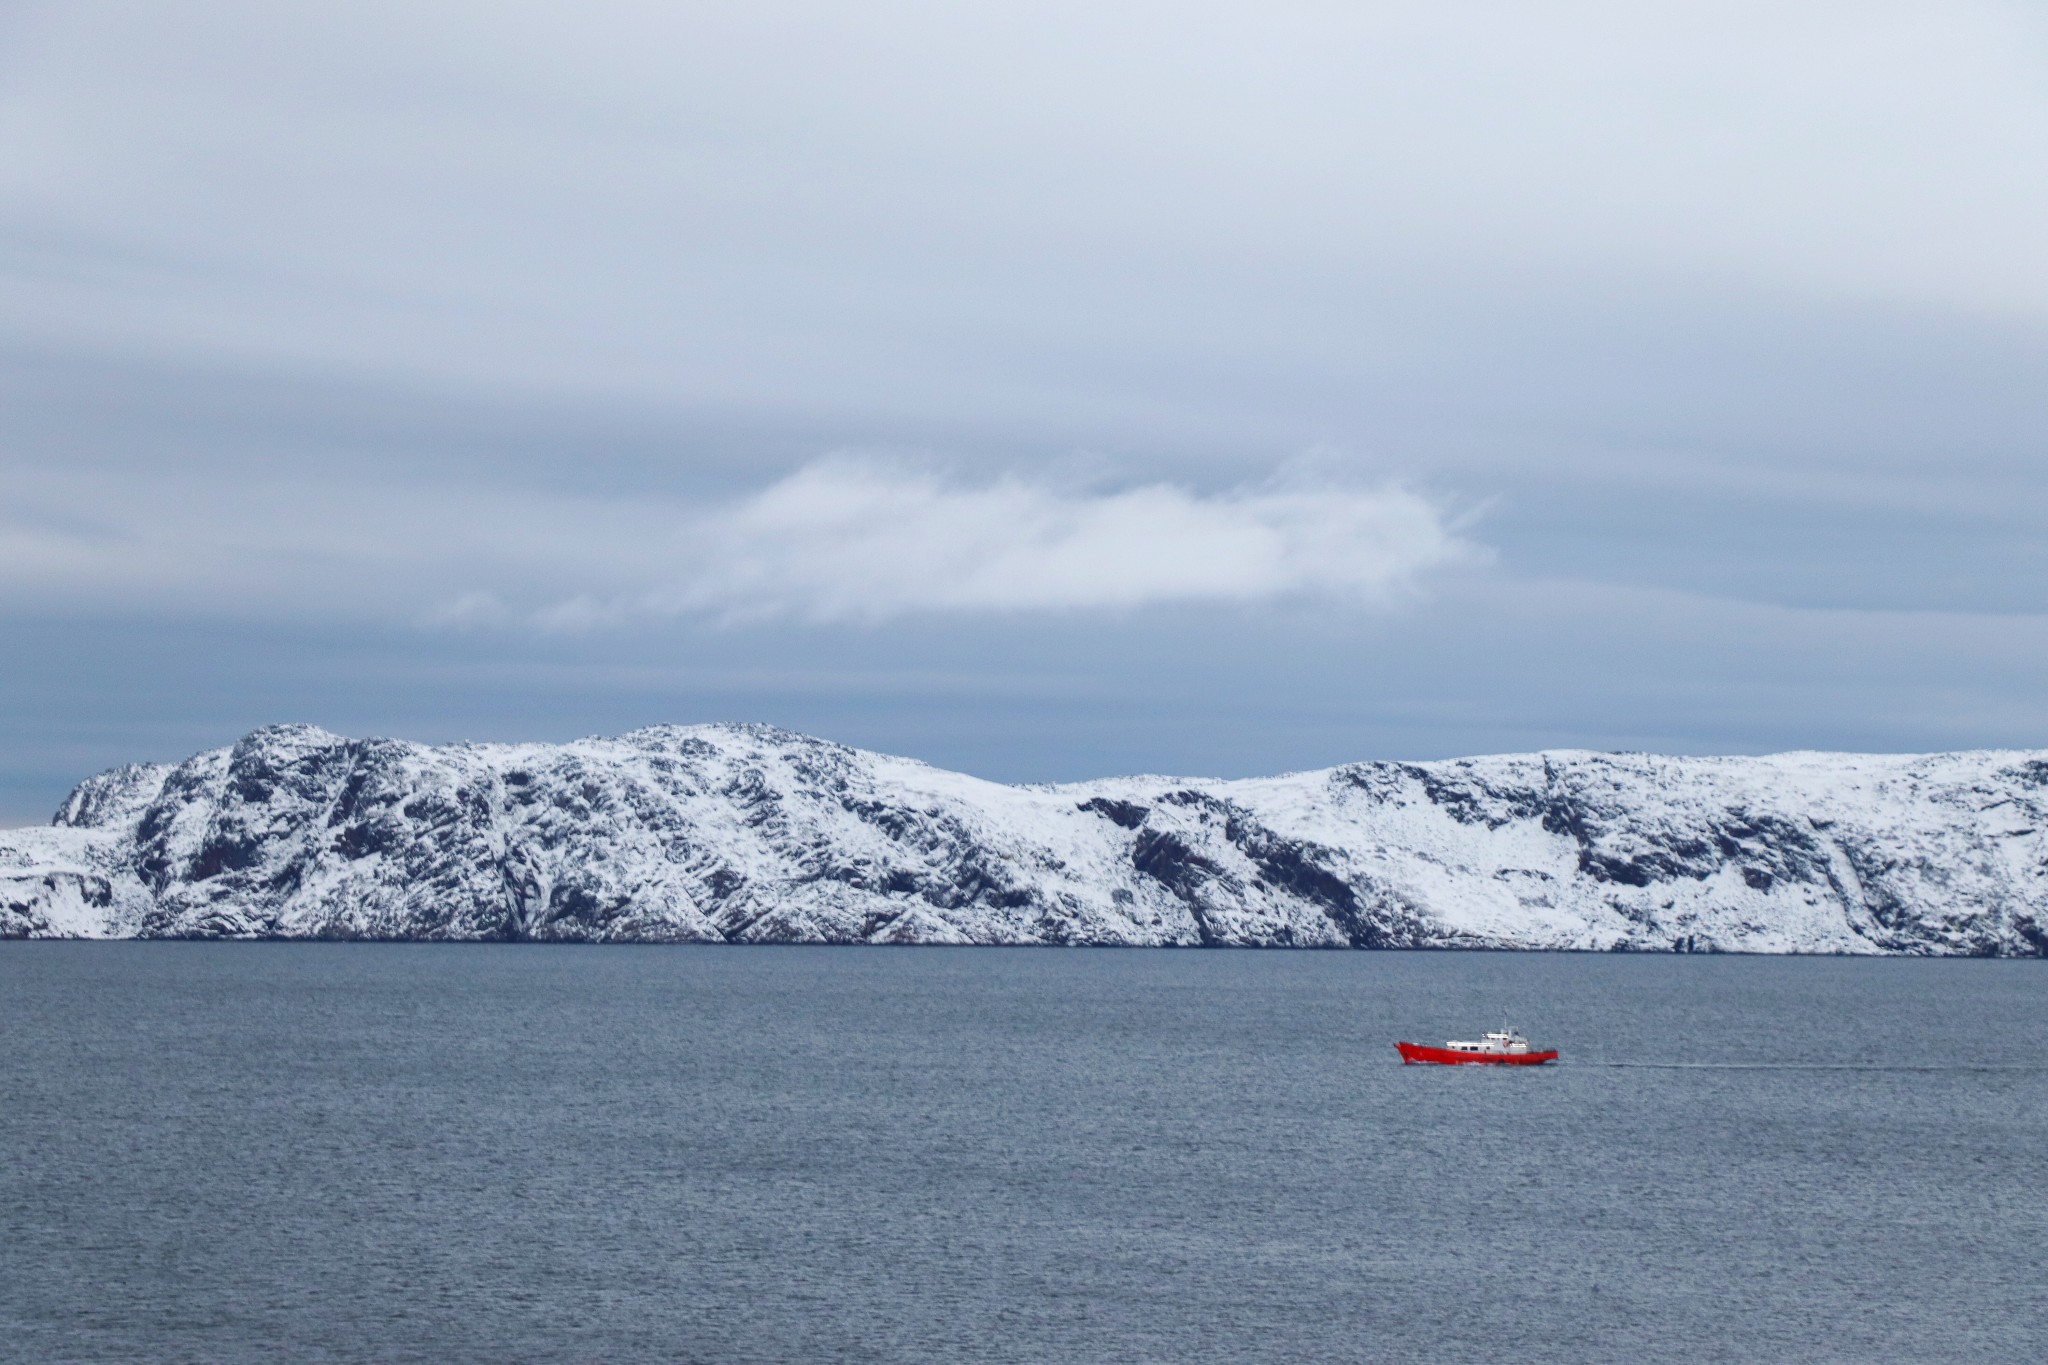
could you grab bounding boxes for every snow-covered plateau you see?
[3,723,2045,953]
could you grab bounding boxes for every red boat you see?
[1397,1028,1557,1066]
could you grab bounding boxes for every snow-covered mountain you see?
[4,723,2045,953]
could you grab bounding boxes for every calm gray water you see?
[1,946,2042,1364]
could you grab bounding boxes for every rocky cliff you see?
[4,723,2044,952]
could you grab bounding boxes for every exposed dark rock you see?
[3,725,2045,953]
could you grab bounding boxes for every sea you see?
[2,944,2042,1364]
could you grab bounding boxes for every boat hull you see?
[1397,1042,1558,1066]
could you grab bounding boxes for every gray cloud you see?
[3,1,2047,816]
[6,3,2045,409]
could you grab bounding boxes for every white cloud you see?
[0,452,1481,627]
[648,458,1479,623]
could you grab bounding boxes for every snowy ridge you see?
[3,723,2045,953]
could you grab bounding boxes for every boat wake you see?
[1576,1061,2045,1072]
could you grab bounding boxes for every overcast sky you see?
[4,0,2047,819]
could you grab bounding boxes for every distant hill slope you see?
[4,724,2044,953]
